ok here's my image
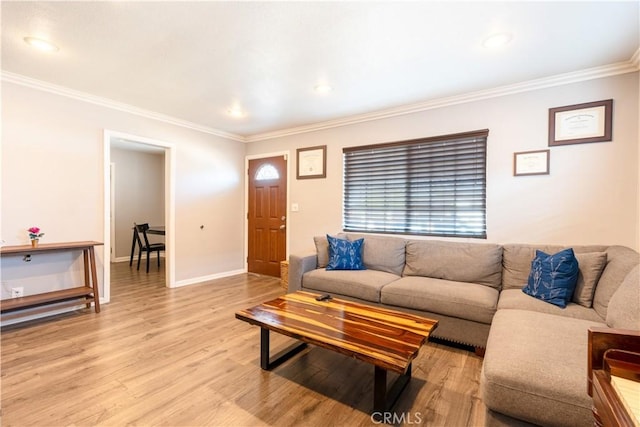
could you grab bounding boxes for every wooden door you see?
[248,156,287,277]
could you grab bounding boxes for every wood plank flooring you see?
[1,262,487,426]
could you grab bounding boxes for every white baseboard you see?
[173,269,247,288]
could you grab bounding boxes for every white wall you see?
[2,71,638,304]
[1,81,246,302]
[246,72,640,254]
[111,147,165,259]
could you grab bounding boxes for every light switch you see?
[291,203,299,212]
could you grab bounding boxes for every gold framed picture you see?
[296,145,326,179]
[549,99,613,146]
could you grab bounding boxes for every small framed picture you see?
[296,145,326,179]
[549,99,613,146]
[514,149,550,176]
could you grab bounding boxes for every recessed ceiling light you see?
[314,84,333,94]
[227,107,245,118]
[24,36,59,52]
[482,32,513,49]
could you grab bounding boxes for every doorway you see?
[103,130,176,303]
[247,154,288,277]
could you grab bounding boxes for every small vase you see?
[31,239,39,248]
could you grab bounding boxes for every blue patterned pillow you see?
[326,235,365,271]
[523,248,579,308]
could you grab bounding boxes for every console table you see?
[0,241,103,320]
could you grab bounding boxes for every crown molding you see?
[246,58,640,142]
[1,71,246,142]
[3,55,639,145]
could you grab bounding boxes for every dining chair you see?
[129,225,139,267]
[134,223,166,273]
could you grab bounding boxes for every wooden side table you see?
[0,241,103,320]
[592,370,638,427]
[588,328,640,427]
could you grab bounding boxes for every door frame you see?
[109,162,117,263]
[244,151,291,272]
[103,130,177,303]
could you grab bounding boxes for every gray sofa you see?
[288,233,640,427]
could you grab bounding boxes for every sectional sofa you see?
[288,233,639,427]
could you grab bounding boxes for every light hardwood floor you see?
[1,262,487,426]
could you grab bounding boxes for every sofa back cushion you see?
[593,245,640,319]
[403,240,502,288]
[501,244,607,290]
[572,251,608,307]
[346,233,406,276]
[606,265,639,330]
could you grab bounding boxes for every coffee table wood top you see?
[235,291,438,373]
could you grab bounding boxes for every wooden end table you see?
[236,291,438,412]
[0,241,102,320]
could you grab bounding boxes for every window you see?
[255,164,279,181]
[343,130,488,238]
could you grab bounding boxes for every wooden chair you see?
[129,225,139,267]
[134,223,166,273]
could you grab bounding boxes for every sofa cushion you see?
[380,276,499,324]
[502,244,607,290]
[314,233,347,268]
[497,289,604,322]
[572,252,607,307]
[522,248,579,308]
[326,235,365,270]
[302,269,399,302]
[403,240,503,288]
[593,245,640,319]
[482,309,606,427]
[606,265,640,330]
[346,233,406,276]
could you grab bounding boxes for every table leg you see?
[373,363,412,412]
[260,327,307,370]
[88,246,100,313]
[83,249,91,309]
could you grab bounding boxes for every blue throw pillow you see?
[522,248,579,308]
[326,235,365,271]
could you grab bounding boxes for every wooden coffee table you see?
[235,291,438,412]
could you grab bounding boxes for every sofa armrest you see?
[288,252,318,293]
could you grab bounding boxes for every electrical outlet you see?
[11,287,24,298]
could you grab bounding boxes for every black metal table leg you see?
[260,327,308,370]
[374,363,412,412]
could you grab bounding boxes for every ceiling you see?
[2,1,639,141]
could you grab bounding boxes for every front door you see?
[248,156,287,277]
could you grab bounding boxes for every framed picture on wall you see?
[514,149,550,176]
[296,145,326,179]
[548,99,613,146]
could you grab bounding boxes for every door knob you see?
[279,225,286,230]
[281,216,286,221]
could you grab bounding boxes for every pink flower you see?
[28,227,44,239]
